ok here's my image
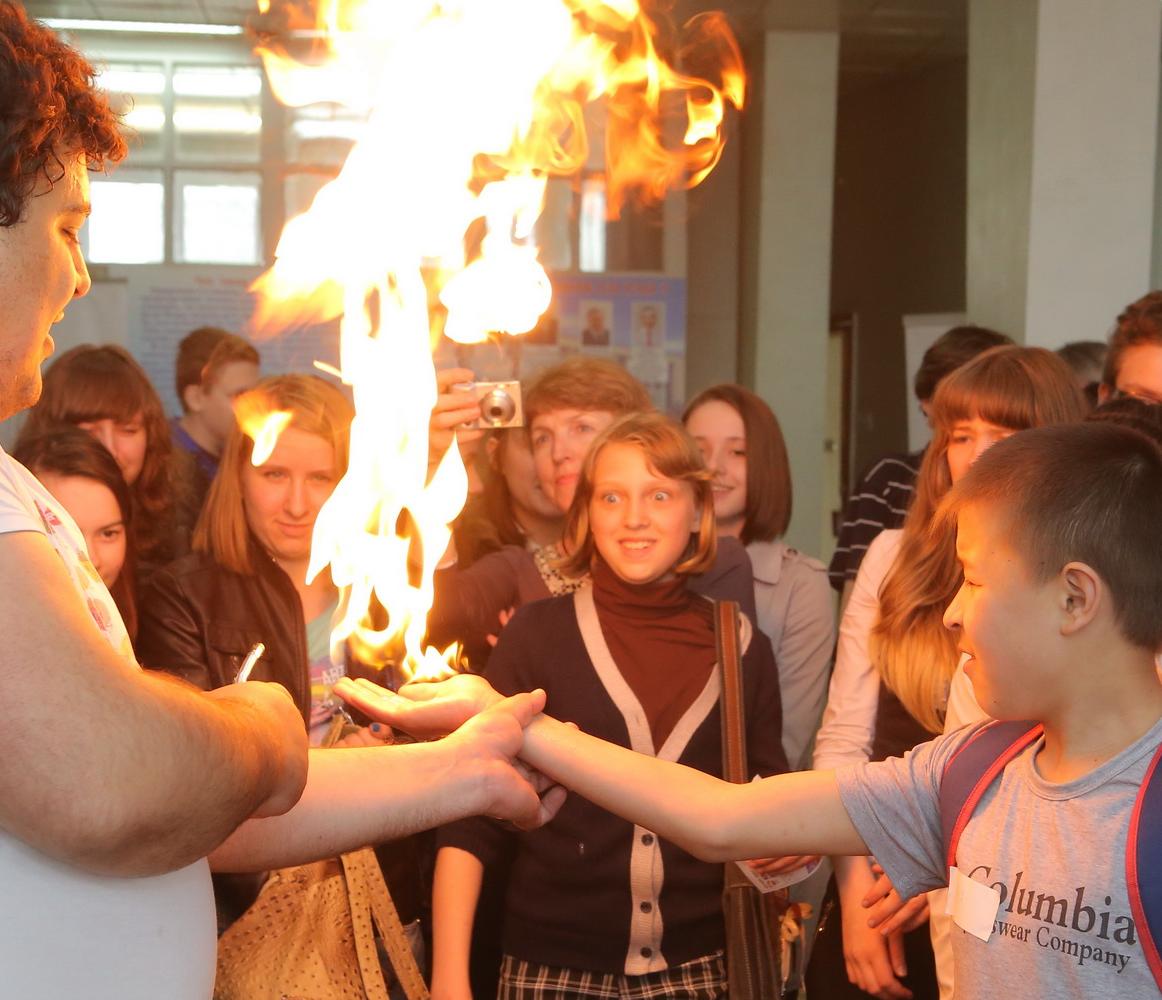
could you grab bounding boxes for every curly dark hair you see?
[0,3,126,226]
[1103,291,1162,389]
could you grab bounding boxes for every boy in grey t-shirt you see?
[837,718,1162,997]
[341,422,1162,999]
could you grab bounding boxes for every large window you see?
[86,54,265,266]
[74,35,651,274]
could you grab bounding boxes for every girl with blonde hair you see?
[137,373,354,734]
[807,345,1086,1000]
[431,411,787,1000]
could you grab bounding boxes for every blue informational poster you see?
[433,272,688,414]
[127,266,686,416]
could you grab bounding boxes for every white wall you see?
[968,0,1161,345]
[744,31,839,558]
[1023,0,1160,345]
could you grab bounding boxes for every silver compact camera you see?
[455,380,524,428]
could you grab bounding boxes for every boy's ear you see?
[1058,561,1102,636]
[182,383,206,415]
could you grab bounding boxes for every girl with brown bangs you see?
[683,383,836,772]
[16,344,196,586]
[807,346,1086,1000]
[432,412,787,1000]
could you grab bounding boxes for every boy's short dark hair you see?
[174,326,259,410]
[1087,396,1162,446]
[0,3,126,226]
[525,356,652,425]
[1102,291,1162,389]
[939,423,1162,650]
[913,325,1014,403]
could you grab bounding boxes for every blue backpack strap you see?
[941,720,1162,993]
[1127,741,1162,991]
[939,720,1042,872]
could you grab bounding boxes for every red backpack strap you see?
[1126,740,1162,992]
[939,720,1043,872]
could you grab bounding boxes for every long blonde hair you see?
[193,374,354,575]
[869,346,1086,732]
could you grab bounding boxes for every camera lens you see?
[479,387,516,426]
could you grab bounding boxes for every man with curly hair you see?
[0,10,561,996]
[0,7,310,995]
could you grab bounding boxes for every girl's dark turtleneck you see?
[590,552,717,751]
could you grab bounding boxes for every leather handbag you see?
[214,715,429,1000]
[715,599,783,1000]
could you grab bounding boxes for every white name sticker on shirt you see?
[945,865,1001,942]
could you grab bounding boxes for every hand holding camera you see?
[453,380,523,429]
[429,368,524,483]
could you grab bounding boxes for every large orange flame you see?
[245,0,744,680]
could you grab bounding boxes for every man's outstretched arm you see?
[0,531,308,877]
[210,691,564,872]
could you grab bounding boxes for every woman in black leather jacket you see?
[135,374,426,985]
[137,373,352,737]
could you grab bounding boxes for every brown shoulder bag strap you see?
[716,599,747,784]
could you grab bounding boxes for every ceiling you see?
[25,0,967,88]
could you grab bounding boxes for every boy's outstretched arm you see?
[336,674,870,863]
[522,713,867,863]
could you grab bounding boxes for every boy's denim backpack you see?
[938,719,1162,990]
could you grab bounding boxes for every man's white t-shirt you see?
[0,447,216,999]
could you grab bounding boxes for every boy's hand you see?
[447,690,566,829]
[334,674,504,738]
[862,863,931,936]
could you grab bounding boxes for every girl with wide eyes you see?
[431,412,788,1000]
[16,343,198,590]
[808,346,1086,1000]
[427,357,758,678]
[15,427,138,641]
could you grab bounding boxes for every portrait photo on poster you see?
[631,300,666,349]
[579,299,613,348]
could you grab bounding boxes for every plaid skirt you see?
[497,950,727,999]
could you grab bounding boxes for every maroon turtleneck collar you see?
[590,551,697,618]
[590,553,717,752]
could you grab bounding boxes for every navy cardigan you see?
[440,587,786,975]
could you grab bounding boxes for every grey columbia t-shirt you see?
[836,716,1162,999]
